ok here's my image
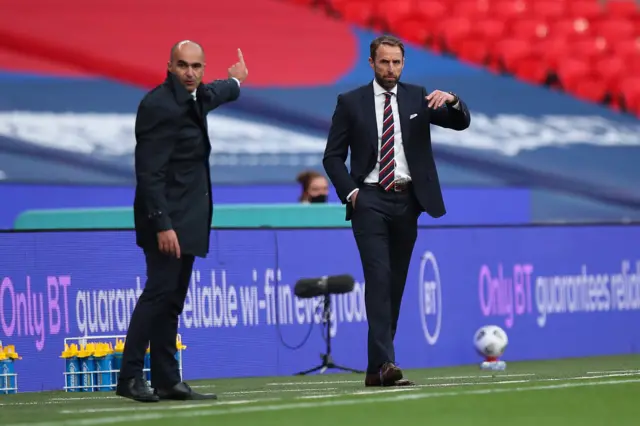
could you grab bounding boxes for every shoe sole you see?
[116,391,159,403]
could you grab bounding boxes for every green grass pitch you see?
[1,355,639,426]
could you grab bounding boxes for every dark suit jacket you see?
[322,81,470,221]
[133,71,240,257]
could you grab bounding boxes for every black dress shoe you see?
[155,382,217,401]
[115,377,159,402]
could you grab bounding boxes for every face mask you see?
[309,194,327,203]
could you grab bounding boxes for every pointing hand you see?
[228,48,248,83]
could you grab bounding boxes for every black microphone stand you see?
[294,293,364,375]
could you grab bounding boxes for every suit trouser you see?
[351,184,420,374]
[119,250,195,388]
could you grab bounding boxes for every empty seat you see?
[475,19,508,45]
[507,19,550,41]
[571,37,609,64]
[289,0,640,117]
[572,76,608,103]
[413,0,450,20]
[531,1,568,20]
[549,18,593,40]
[567,1,605,20]
[594,55,627,93]
[555,58,593,91]
[488,0,530,20]
[605,1,640,20]
[594,19,637,41]
[371,0,413,29]
[392,17,436,49]
[620,77,640,116]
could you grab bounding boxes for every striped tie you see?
[378,92,395,191]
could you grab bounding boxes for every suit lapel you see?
[362,83,379,152]
[396,84,411,145]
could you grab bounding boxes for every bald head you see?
[167,40,206,92]
[169,40,205,62]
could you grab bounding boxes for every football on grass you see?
[474,325,508,358]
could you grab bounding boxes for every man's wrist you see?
[231,77,241,86]
[446,92,460,109]
[346,188,359,202]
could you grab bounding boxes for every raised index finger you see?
[237,48,245,64]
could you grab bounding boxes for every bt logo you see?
[418,250,442,345]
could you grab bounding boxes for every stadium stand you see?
[0,0,639,225]
[290,0,640,117]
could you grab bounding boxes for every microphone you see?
[294,274,355,299]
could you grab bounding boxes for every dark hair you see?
[370,35,405,60]
[296,170,325,202]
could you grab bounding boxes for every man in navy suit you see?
[117,41,248,402]
[322,35,471,387]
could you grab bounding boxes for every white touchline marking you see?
[267,380,361,386]
[221,388,338,395]
[5,373,636,408]
[265,373,536,386]
[59,398,282,414]
[586,369,640,375]
[10,378,640,426]
[51,397,119,401]
[2,372,636,409]
[297,394,341,400]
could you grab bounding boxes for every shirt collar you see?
[191,90,197,100]
[373,79,397,96]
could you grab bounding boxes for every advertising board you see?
[1,224,639,391]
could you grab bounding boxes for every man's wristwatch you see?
[446,92,459,105]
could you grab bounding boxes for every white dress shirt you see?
[346,80,460,202]
[366,79,411,184]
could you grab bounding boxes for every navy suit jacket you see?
[322,81,471,221]
[133,71,240,257]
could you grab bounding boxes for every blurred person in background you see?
[297,169,330,203]
[117,40,248,403]
[323,35,470,387]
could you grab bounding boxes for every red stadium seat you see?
[573,76,608,103]
[286,0,640,118]
[456,39,491,66]
[475,19,508,45]
[508,19,550,41]
[549,18,593,40]
[413,0,450,20]
[555,58,593,91]
[372,0,413,30]
[571,37,609,64]
[435,17,474,53]
[513,57,549,84]
[594,19,637,42]
[568,1,606,20]
[620,77,640,116]
[531,1,568,20]
[393,17,436,50]
[488,0,530,20]
[613,38,640,57]
[450,0,492,19]
[492,39,533,72]
[339,1,375,26]
[595,55,627,93]
[605,1,640,20]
